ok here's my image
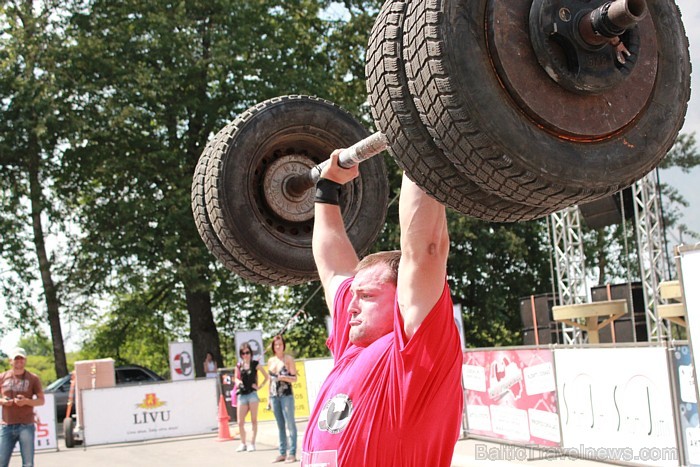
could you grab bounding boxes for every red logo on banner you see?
[173,351,193,376]
[137,393,167,409]
[35,416,49,439]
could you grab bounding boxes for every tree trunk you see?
[28,147,68,377]
[184,286,221,377]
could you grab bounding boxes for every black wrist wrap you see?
[315,178,342,205]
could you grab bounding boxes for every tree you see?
[661,132,700,172]
[0,0,74,377]
[58,0,377,373]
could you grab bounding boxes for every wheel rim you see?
[248,130,328,250]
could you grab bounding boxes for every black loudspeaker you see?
[519,293,556,330]
[522,324,563,346]
[590,282,648,343]
[579,187,634,230]
[596,316,649,343]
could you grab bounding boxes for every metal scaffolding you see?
[632,171,670,341]
[548,206,588,344]
[548,171,671,344]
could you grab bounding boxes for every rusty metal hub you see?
[487,0,658,138]
[262,155,316,223]
[530,0,647,93]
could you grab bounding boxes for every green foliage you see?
[0,0,77,376]
[320,0,383,116]
[661,133,700,172]
[17,331,53,357]
[22,356,58,387]
[59,0,385,363]
[77,284,193,378]
[448,216,552,347]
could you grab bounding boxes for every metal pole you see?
[285,131,388,196]
[579,0,648,46]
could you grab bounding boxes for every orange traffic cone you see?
[216,394,234,441]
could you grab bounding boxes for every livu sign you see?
[82,379,217,445]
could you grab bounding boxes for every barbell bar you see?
[285,131,388,198]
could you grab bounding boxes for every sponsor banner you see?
[463,348,560,446]
[217,368,237,421]
[303,358,334,413]
[168,341,195,381]
[554,347,678,466]
[2,393,57,452]
[680,246,700,404]
[235,330,265,365]
[82,378,217,445]
[256,361,310,422]
[671,344,700,466]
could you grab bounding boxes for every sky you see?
[663,0,700,243]
[2,2,700,355]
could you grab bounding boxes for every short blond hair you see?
[355,250,401,285]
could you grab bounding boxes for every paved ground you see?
[8,419,609,467]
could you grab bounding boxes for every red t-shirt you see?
[302,278,463,467]
[1,370,43,425]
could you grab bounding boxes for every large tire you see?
[402,0,690,206]
[192,129,280,284]
[204,95,389,286]
[366,0,552,221]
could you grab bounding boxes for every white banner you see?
[82,378,217,445]
[1,393,57,452]
[168,341,195,381]
[679,246,700,405]
[235,330,265,365]
[303,358,334,412]
[554,347,678,466]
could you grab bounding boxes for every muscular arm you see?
[397,173,449,339]
[312,150,360,312]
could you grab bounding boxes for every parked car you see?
[44,364,165,422]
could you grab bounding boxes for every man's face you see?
[348,264,396,347]
[12,356,26,372]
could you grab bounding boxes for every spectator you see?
[203,351,218,378]
[0,348,45,467]
[268,335,298,463]
[234,342,269,453]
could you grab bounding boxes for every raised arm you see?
[397,173,449,339]
[312,150,360,312]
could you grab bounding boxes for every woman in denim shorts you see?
[235,342,269,453]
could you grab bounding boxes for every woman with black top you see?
[234,342,268,453]
[268,335,298,463]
